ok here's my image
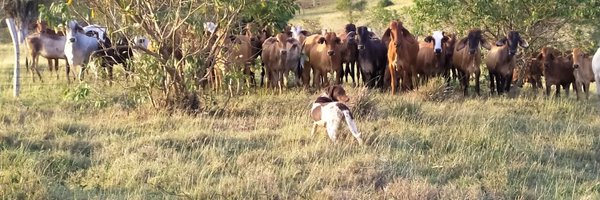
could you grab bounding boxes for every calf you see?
[415,31,450,86]
[485,31,529,95]
[513,57,543,90]
[571,48,595,100]
[452,29,491,96]
[91,35,135,81]
[301,31,343,88]
[537,47,574,97]
[261,33,302,93]
[356,26,387,88]
[25,21,68,82]
[592,47,600,97]
[384,21,419,94]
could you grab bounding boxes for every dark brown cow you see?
[452,29,491,96]
[341,24,360,85]
[443,33,458,85]
[537,47,574,97]
[571,48,595,100]
[513,57,543,90]
[485,31,529,95]
[301,32,343,88]
[415,31,450,86]
[384,21,419,94]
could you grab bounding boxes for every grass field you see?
[2,1,600,199]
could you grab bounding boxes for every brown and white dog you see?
[310,85,363,145]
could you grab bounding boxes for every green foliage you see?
[335,0,367,23]
[37,2,69,28]
[63,84,91,102]
[377,0,394,8]
[407,0,600,54]
[367,2,401,32]
[242,0,299,32]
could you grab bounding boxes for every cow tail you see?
[342,110,363,145]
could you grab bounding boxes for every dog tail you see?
[342,109,363,145]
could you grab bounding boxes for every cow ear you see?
[318,37,326,44]
[456,38,468,51]
[383,28,392,40]
[481,38,492,50]
[519,38,529,48]
[442,36,449,43]
[495,37,507,46]
[335,37,341,44]
[424,36,433,43]
[536,53,543,61]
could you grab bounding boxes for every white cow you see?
[593,46,600,96]
[64,20,104,82]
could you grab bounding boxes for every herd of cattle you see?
[22,19,600,99]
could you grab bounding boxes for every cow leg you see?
[336,66,344,85]
[54,59,60,80]
[302,64,312,88]
[489,72,496,95]
[475,70,481,96]
[545,82,551,97]
[596,75,600,97]
[313,70,321,88]
[459,70,468,96]
[389,64,397,95]
[505,72,513,94]
[584,82,590,99]
[574,81,582,100]
[260,66,266,87]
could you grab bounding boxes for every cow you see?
[25,21,68,82]
[452,29,491,96]
[340,23,360,85]
[571,48,595,100]
[214,34,256,95]
[513,57,543,90]
[64,20,104,83]
[261,33,302,93]
[356,26,387,88]
[415,31,451,86]
[537,47,574,97]
[301,31,343,88]
[592,46,600,97]
[243,23,271,87]
[384,21,419,94]
[485,31,529,95]
[442,33,458,85]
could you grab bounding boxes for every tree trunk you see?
[6,18,20,97]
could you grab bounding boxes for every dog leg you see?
[343,110,363,145]
[326,120,340,143]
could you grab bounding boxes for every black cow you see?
[356,26,388,88]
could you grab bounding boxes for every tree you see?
[406,0,600,55]
[336,0,366,24]
[80,0,298,111]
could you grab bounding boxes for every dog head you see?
[325,85,350,102]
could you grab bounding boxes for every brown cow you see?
[384,21,419,94]
[571,48,595,100]
[301,32,343,88]
[261,33,302,93]
[485,31,529,95]
[213,34,256,95]
[341,23,360,85]
[513,57,543,90]
[27,20,66,80]
[452,29,491,96]
[537,47,574,97]
[415,31,450,86]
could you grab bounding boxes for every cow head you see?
[274,33,292,55]
[424,31,449,56]
[345,23,357,34]
[318,31,341,56]
[356,26,371,50]
[457,29,491,55]
[325,85,350,102]
[389,21,412,49]
[571,48,588,69]
[496,31,528,56]
[66,20,84,43]
[536,47,558,71]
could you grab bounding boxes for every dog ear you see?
[327,85,336,100]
